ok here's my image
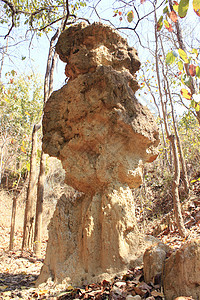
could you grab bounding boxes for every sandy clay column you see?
[38,22,160,286]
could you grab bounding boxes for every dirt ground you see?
[0,189,199,299]
[0,189,56,299]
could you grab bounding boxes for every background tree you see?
[0,71,43,249]
[0,71,43,188]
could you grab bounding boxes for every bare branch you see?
[91,4,116,27]
[1,0,16,12]
[39,16,64,31]
[44,28,60,103]
[2,0,16,38]
[62,0,70,30]
[38,15,90,32]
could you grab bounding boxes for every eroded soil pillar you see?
[38,22,159,286]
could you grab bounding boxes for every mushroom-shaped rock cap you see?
[43,22,159,194]
[55,22,141,79]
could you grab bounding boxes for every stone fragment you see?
[126,295,142,300]
[162,239,200,300]
[38,22,159,286]
[195,211,200,222]
[143,242,170,283]
[174,297,194,300]
[114,281,127,288]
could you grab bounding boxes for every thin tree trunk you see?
[44,30,60,103]
[34,151,45,256]
[142,70,171,171]
[159,48,190,196]
[154,4,187,237]
[169,134,187,237]
[33,28,60,256]
[22,124,40,250]
[0,143,4,185]
[9,196,17,251]
[33,14,68,256]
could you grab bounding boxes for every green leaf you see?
[11,70,16,77]
[178,0,189,18]
[127,10,134,23]
[163,6,169,13]
[178,49,189,63]
[196,66,200,78]
[192,48,198,56]
[146,207,152,211]
[166,51,176,64]
[191,99,196,108]
[164,19,169,27]
[178,60,184,70]
[193,0,200,16]
[157,15,163,31]
[26,161,30,172]
[173,2,179,12]
[181,88,192,100]
[181,74,191,86]
[191,179,197,183]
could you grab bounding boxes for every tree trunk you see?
[171,113,189,197]
[154,4,187,237]
[142,71,171,171]
[0,142,4,185]
[34,151,45,257]
[160,50,190,197]
[22,124,40,250]
[169,134,188,237]
[33,28,60,256]
[9,196,17,251]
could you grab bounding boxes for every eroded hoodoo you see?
[38,22,159,286]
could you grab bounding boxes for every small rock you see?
[143,242,170,283]
[163,239,200,300]
[112,286,123,296]
[114,281,126,288]
[126,295,142,300]
[174,297,194,300]
[195,211,200,222]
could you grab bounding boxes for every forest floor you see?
[0,189,199,300]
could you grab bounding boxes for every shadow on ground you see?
[0,272,38,292]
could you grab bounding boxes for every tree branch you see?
[62,0,70,30]
[2,0,17,38]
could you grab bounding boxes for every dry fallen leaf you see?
[151,290,164,297]
[38,289,48,295]
[0,285,8,290]
[170,10,178,22]
[174,297,194,300]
